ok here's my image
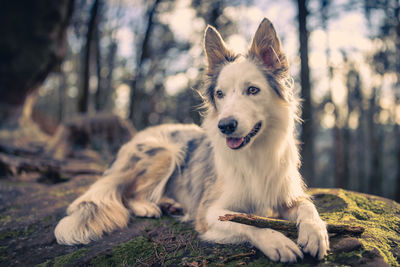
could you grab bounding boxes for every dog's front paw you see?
[298,219,329,259]
[254,229,303,263]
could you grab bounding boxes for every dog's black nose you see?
[218,117,238,134]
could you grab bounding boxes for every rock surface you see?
[1,176,399,266]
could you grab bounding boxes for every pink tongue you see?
[226,137,244,149]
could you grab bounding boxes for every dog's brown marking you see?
[145,147,166,156]
[195,177,223,233]
[124,146,173,204]
[120,155,142,172]
[130,155,141,163]
[136,143,145,151]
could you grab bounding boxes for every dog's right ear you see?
[204,26,235,73]
[249,18,289,75]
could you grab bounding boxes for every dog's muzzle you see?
[223,121,262,150]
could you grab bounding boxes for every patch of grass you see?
[0,215,11,224]
[0,225,36,240]
[89,236,154,266]
[88,218,266,266]
[0,245,8,262]
[36,248,88,267]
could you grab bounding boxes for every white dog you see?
[55,18,329,263]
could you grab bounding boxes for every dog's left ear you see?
[204,26,236,74]
[249,18,289,74]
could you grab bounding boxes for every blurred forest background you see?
[0,0,399,201]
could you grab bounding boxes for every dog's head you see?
[201,18,296,151]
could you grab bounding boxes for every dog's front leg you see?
[201,206,303,263]
[280,199,329,259]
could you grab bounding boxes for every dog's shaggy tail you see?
[55,132,184,245]
[54,176,131,245]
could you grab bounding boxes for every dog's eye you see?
[215,90,224,99]
[247,86,260,95]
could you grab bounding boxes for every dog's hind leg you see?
[55,136,183,245]
[123,143,181,217]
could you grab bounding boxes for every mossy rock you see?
[1,176,399,266]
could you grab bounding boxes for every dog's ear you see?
[204,26,235,73]
[249,18,289,73]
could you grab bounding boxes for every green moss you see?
[41,215,55,223]
[0,245,7,262]
[0,225,36,240]
[88,218,268,266]
[310,188,400,266]
[326,248,363,264]
[0,215,11,224]
[50,188,76,197]
[36,248,88,267]
[351,209,370,220]
[89,236,154,266]
[85,190,400,266]
[35,260,51,267]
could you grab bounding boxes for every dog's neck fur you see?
[202,107,304,213]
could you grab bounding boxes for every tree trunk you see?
[94,1,104,112]
[102,41,118,111]
[342,127,351,189]
[78,0,100,113]
[334,123,345,188]
[393,3,400,202]
[297,0,315,185]
[128,0,161,129]
[58,72,67,122]
[0,0,74,129]
[368,88,382,196]
[395,124,400,202]
[356,108,366,192]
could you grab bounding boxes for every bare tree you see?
[78,0,100,113]
[393,2,400,202]
[297,0,315,185]
[128,0,162,129]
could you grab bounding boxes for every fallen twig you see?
[222,249,256,263]
[219,214,365,236]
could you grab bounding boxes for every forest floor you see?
[1,171,400,266]
[0,125,399,266]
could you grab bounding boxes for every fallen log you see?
[219,214,365,237]
[0,151,105,182]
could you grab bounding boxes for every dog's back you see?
[54,123,216,244]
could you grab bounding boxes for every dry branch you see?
[219,214,365,237]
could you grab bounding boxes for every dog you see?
[54,18,329,263]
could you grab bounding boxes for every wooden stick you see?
[219,214,364,236]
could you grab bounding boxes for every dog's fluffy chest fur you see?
[212,137,287,215]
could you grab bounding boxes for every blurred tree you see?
[78,0,101,113]
[364,0,399,198]
[128,0,162,129]
[297,0,315,185]
[94,0,104,112]
[367,86,383,195]
[395,3,400,203]
[318,0,339,188]
[344,62,364,190]
[0,0,74,130]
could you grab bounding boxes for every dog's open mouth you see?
[226,122,262,150]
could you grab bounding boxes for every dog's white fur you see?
[54,18,329,263]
